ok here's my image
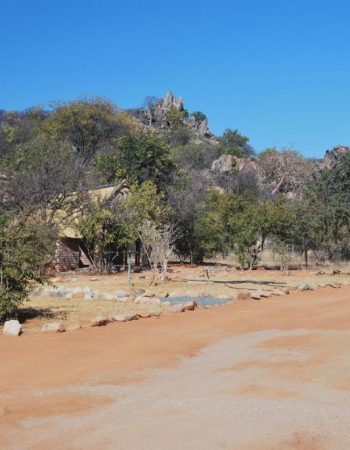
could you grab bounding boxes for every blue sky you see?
[1,0,350,157]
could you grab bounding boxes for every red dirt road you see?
[2,287,350,449]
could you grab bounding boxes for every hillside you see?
[1,91,350,323]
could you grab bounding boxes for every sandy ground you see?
[2,272,350,448]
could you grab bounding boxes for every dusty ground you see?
[2,267,350,449]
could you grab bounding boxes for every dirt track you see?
[2,286,350,449]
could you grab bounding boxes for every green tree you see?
[96,131,176,188]
[0,107,47,157]
[227,197,295,268]
[41,98,136,167]
[194,190,295,268]
[2,137,83,218]
[218,128,254,158]
[165,106,187,129]
[191,111,207,123]
[195,189,231,259]
[294,152,350,262]
[0,215,55,320]
[75,181,166,272]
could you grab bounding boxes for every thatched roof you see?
[58,180,129,239]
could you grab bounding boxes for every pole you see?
[127,249,132,285]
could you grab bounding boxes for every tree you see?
[2,137,84,220]
[41,98,136,167]
[218,128,254,158]
[75,181,166,272]
[258,148,313,198]
[227,197,295,268]
[166,126,193,146]
[0,214,55,320]
[191,111,207,123]
[143,96,159,127]
[168,171,215,263]
[165,106,187,129]
[75,200,134,273]
[138,222,177,281]
[172,142,220,171]
[0,107,48,157]
[97,131,176,189]
[195,189,231,259]
[294,152,350,263]
[194,190,295,268]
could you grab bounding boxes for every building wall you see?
[55,238,81,271]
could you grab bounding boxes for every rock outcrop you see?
[211,153,259,176]
[322,145,350,169]
[139,91,218,143]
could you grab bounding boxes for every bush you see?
[0,215,55,320]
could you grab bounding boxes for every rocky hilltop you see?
[131,91,350,198]
[135,91,218,144]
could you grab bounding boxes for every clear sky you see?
[1,0,350,157]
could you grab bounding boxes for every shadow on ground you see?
[175,279,288,290]
[17,307,61,323]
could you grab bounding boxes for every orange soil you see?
[1,286,350,448]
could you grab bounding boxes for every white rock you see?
[39,287,50,297]
[256,291,271,298]
[83,287,92,300]
[199,290,210,298]
[3,320,22,336]
[90,316,108,326]
[115,289,128,298]
[133,288,145,296]
[111,314,138,322]
[272,289,285,296]
[136,297,147,304]
[68,324,82,331]
[101,293,117,301]
[184,290,195,297]
[137,312,152,318]
[91,290,101,300]
[136,297,160,305]
[327,283,341,288]
[50,287,66,298]
[171,303,185,313]
[41,322,65,333]
[250,292,261,300]
[72,287,83,294]
[117,296,129,303]
[148,297,161,305]
[134,295,144,304]
[183,300,197,310]
[298,283,313,291]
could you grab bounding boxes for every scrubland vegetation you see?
[1,93,350,319]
